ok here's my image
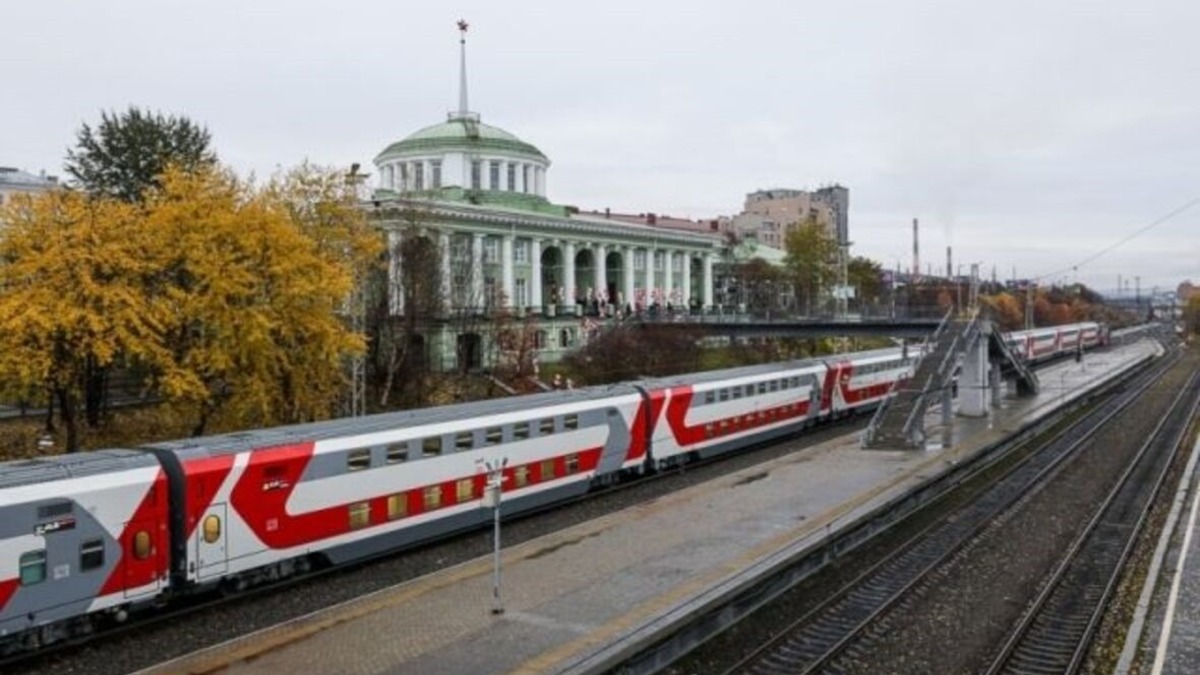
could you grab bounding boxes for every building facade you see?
[367,31,720,371]
[732,186,850,248]
[0,167,58,206]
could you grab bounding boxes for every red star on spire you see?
[457,19,469,33]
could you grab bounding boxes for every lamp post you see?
[480,457,508,615]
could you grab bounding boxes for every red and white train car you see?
[143,386,650,588]
[0,451,168,651]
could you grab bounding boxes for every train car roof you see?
[143,382,642,456]
[642,357,827,388]
[0,449,157,490]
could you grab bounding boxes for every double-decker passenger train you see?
[0,322,1105,654]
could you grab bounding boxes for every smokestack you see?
[946,245,953,279]
[912,218,920,280]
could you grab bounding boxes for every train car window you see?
[746,385,755,397]
[769,380,779,392]
[423,437,442,457]
[758,382,767,394]
[348,502,371,530]
[514,422,530,440]
[513,465,530,488]
[539,418,555,435]
[347,448,371,472]
[486,427,503,445]
[80,539,105,572]
[386,443,408,464]
[566,454,580,474]
[564,414,579,430]
[455,432,474,451]
[456,478,474,502]
[202,515,222,544]
[19,550,46,585]
[541,459,556,481]
[719,389,729,401]
[423,486,442,510]
[387,494,407,520]
[38,502,72,520]
[781,379,789,390]
[790,377,800,388]
[705,391,715,404]
[133,531,152,560]
[732,388,743,399]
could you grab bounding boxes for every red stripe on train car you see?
[99,471,170,596]
[0,577,17,612]
[181,454,237,539]
[230,442,608,550]
[628,389,667,462]
[821,363,847,413]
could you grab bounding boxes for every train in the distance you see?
[0,322,1106,654]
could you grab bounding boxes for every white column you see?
[622,247,635,311]
[471,233,484,310]
[424,160,433,190]
[501,234,515,308]
[959,335,989,417]
[564,241,577,314]
[644,247,655,307]
[388,230,403,315]
[439,231,451,313]
[663,251,675,307]
[703,254,715,309]
[682,253,692,309]
[536,167,545,196]
[531,238,543,311]
[594,244,607,306]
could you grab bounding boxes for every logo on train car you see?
[34,516,76,536]
[262,477,291,492]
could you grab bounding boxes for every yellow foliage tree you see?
[0,164,385,450]
[142,166,376,435]
[0,191,168,451]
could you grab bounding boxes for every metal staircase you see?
[864,310,980,450]
[987,327,1040,395]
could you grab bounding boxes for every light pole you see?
[481,457,508,615]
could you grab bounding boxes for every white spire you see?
[457,19,470,117]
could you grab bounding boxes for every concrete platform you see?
[138,341,1162,675]
[1121,397,1200,675]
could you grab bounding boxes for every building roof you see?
[0,167,58,190]
[375,116,548,163]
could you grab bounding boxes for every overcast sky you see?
[7,1,1197,294]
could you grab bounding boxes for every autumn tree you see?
[142,166,371,434]
[783,217,838,316]
[847,256,884,312]
[265,164,384,414]
[980,292,1024,330]
[65,106,216,203]
[730,257,786,314]
[364,202,449,407]
[0,191,167,451]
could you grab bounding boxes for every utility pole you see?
[481,457,508,615]
[345,163,368,417]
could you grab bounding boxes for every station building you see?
[368,31,721,372]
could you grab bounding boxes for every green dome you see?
[375,117,548,162]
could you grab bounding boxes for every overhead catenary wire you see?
[1034,197,1200,282]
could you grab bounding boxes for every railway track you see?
[986,371,1200,675]
[721,351,1183,675]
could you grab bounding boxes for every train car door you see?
[123,519,164,599]
[195,503,229,579]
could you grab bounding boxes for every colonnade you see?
[386,230,716,315]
